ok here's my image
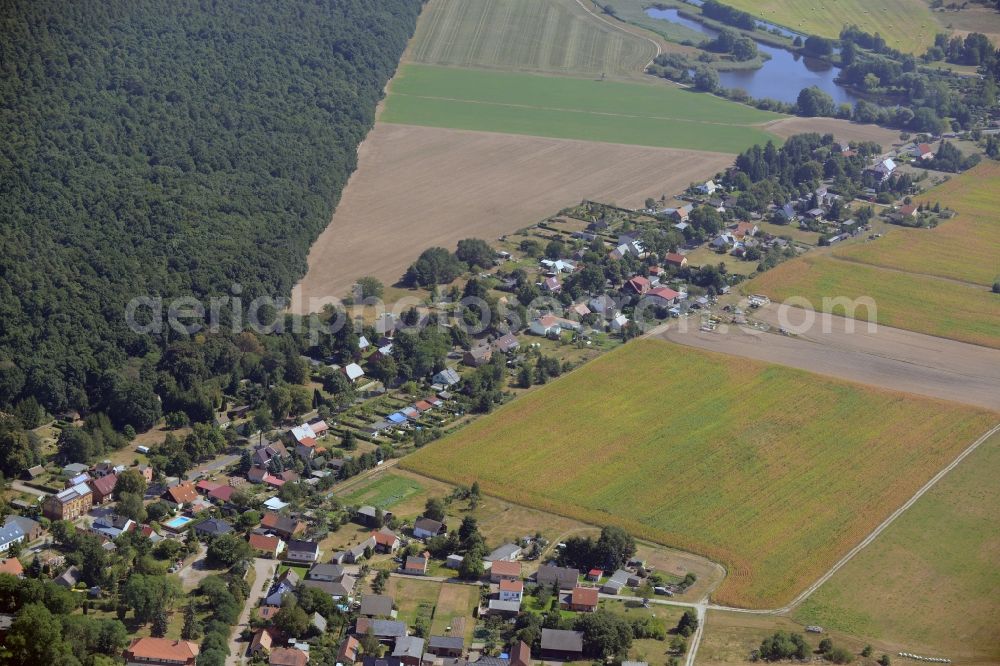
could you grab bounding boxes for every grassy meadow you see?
[402,339,997,608]
[793,430,1000,662]
[745,254,1000,349]
[709,0,938,53]
[834,162,1000,287]
[382,64,781,152]
[407,0,656,79]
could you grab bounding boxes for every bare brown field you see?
[935,5,1000,47]
[291,123,733,312]
[764,117,901,147]
[662,305,1000,411]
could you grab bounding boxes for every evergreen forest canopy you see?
[0,0,423,418]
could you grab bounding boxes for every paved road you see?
[226,557,276,666]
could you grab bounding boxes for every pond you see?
[646,8,859,106]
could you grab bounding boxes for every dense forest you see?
[0,0,423,419]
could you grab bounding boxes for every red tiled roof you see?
[500,579,523,592]
[664,252,686,265]
[125,637,199,662]
[88,473,118,496]
[249,533,281,554]
[571,586,598,607]
[490,560,521,577]
[0,558,24,576]
[209,485,235,502]
[648,286,679,301]
[297,437,317,448]
[269,647,309,666]
[372,529,398,548]
[165,482,198,504]
[196,480,221,493]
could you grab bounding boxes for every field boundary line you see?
[709,421,1000,615]
[572,0,661,69]
[828,253,993,289]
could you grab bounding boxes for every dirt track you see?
[764,117,902,147]
[662,304,1000,411]
[291,123,733,313]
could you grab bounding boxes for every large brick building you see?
[43,482,93,521]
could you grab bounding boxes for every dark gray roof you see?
[287,539,319,554]
[541,629,584,653]
[194,518,233,536]
[535,564,579,589]
[359,594,394,617]
[308,563,344,579]
[357,618,407,638]
[485,543,521,562]
[428,636,464,650]
[392,636,425,660]
[413,517,444,534]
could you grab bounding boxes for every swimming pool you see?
[163,515,193,531]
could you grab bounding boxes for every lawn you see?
[407,0,656,79]
[382,64,782,153]
[744,254,1000,349]
[430,583,480,643]
[401,339,997,608]
[704,0,938,54]
[833,161,1000,288]
[792,429,1000,662]
[386,577,441,628]
[340,474,425,510]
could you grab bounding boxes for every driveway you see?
[226,557,276,665]
[175,544,218,592]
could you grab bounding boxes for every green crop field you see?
[341,474,425,509]
[407,0,656,79]
[382,64,781,152]
[711,0,938,54]
[794,429,1000,662]
[834,162,1000,287]
[746,254,1000,349]
[402,339,996,608]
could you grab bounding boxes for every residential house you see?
[338,636,361,665]
[911,143,934,160]
[775,203,797,223]
[359,594,395,618]
[624,276,651,296]
[303,574,357,598]
[432,368,461,387]
[540,629,584,661]
[264,571,299,606]
[286,540,320,563]
[91,514,135,540]
[261,512,306,540]
[43,483,93,520]
[489,560,521,583]
[61,463,89,478]
[269,647,310,666]
[588,294,618,316]
[161,482,198,509]
[0,558,24,577]
[196,480,221,495]
[492,334,520,354]
[695,179,717,195]
[498,579,524,603]
[308,563,345,582]
[92,460,122,478]
[734,221,758,238]
[343,363,365,383]
[644,286,680,307]
[610,313,629,333]
[535,564,579,590]
[428,636,464,658]
[667,204,693,223]
[208,485,235,504]
[487,599,521,616]
[0,523,25,553]
[664,252,687,268]
[867,158,897,182]
[529,315,580,337]
[562,586,598,612]
[463,346,493,367]
[343,537,376,564]
[194,519,233,538]
[249,533,284,558]
[403,551,429,575]
[601,569,631,594]
[393,636,425,666]
[363,658,403,666]
[4,516,42,542]
[445,554,465,569]
[124,637,200,666]
[485,543,521,562]
[55,565,81,588]
[354,618,408,643]
[541,276,561,293]
[511,641,532,666]
[372,527,401,554]
[24,464,44,480]
[295,438,317,460]
[248,628,276,657]
[354,506,393,528]
[412,517,446,540]
[898,203,918,218]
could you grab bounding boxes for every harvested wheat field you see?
[290,124,733,312]
[764,116,901,147]
[402,339,997,609]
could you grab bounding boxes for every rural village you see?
[1,1,999,666]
